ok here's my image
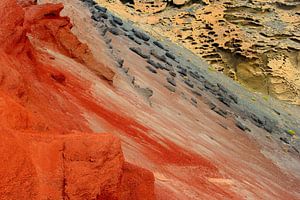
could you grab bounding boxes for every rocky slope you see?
[1,0,300,199]
[95,0,300,105]
[0,1,154,199]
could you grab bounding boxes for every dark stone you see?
[167,77,176,86]
[292,146,299,154]
[218,122,228,130]
[109,19,118,27]
[169,71,176,77]
[214,108,228,118]
[191,98,197,104]
[153,41,166,50]
[123,67,129,73]
[121,26,129,32]
[91,15,99,22]
[160,64,172,71]
[158,63,165,70]
[92,12,108,21]
[273,109,281,115]
[188,71,202,81]
[129,47,150,59]
[263,117,276,133]
[138,87,153,98]
[217,95,232,107]
[249,113,264,128]
[166,52,176,60]
[146,65,157,74]
[204,81,218,93]
[150,49,167,62]
[133,39,142,45]
[104,38,112,44]
[208,102,216,110]
[128,34,142,45]
[184,79,194,88]
[235,120,251,132]
[128,34,135,41]
[229,93,238,104]
[132,29,150,41]
[147,59,160,69]
[248,114,275,133]
[192,90,202,97]
[108,27,121,35]
[82,0,96,6]
[112,16,123,26]
[177,67,187,76]
[94,5,107,13]
[101,27,108,36]
[165,85,175,93]
[280,137,290,144]
[217,83,228,94]
[117,59,124,68]
[166,60,173,66]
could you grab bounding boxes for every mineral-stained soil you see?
[96,0,300,105]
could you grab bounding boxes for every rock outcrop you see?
[98,0,300,104]
[0,0,154,199]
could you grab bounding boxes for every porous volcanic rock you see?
[97,0,300,105]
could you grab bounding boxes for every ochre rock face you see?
[0,0,154,199]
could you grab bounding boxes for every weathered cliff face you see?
[96,0,300,105]
[0,0,154,199]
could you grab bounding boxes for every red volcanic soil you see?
[0,0,154,199]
